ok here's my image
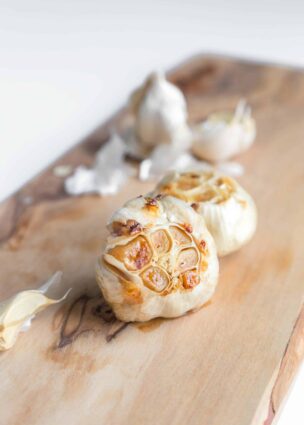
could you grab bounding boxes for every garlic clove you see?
[150,229,172,254]
[0,271,71,351]
[153,171,257,257]
[140,266,170,293]
[129,72,192,151]
[96,195,219,322]
[129,72,156,115]
[192,100,256,162]
[20,315,35,332]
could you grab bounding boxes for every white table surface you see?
[0,1,303,423]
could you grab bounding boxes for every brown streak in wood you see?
[0,194,22,244]
[106,322,129,342]
[0,191,68,247]
[57,295,90,348]
[56,294,129,348]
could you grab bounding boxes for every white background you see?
[0,1,303,423]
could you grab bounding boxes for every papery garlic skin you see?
[0,271,70,351]
[65,133,133,196]
[139,144,211,182]
[153,171,257,257]
[129,72,191,151]
[192,100,256,162]
[96,195,219,322]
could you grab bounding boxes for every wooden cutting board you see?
[0,55,303,425]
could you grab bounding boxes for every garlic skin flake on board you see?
[192,100,256,162]
[139,144,211,182]
[129,72,192,151]
[139,146,245,182]
[65,133,133,196]
[0,271,70,351]
[96,195,219,322]
[153,171,257,257]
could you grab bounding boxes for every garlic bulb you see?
[0,271,70,351]
[153,171,257,257]
[129,72,191,151]
[96,195,219,322]
[192,100,256,162]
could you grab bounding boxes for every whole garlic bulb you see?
[129,72,191,150]
[153,171,257,257]
[192,100,256,162]
[96,195,219,322]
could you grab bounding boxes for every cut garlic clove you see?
[0,271,71,351]
[182,270,200,289]
[150,229,171,255]
[192,100,256,162]
[96,195,219,322]
[108,236,153,271]
[129,72,191,151]
[141,266,170,292]
[169,225,192,245]
[175,248,199,272]
[153,170,257,257]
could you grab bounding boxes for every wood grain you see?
[0,55,304,425]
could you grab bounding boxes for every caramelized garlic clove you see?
[175,248,199,272]
[0,271,71,351]
[182,270,200,289]
[141,266,170,292]
[108,236,153,271]
[150,229,171,255]
[169,226,192,245]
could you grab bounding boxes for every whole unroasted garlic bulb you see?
[153,171,257,257]
[129,72,191,151]
[96,195,219,322]
[192,100,256,162]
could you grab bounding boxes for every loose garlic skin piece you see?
[153,171,257,257]
[192,100,256,162]
[129,72,191,151]
[96,195,219,322]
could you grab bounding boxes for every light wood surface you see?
[0,55,303,425]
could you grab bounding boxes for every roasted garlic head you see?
[153,171,257,257]
[96,195,219,322]
[192,100,256,162]
[129,72,191,151]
